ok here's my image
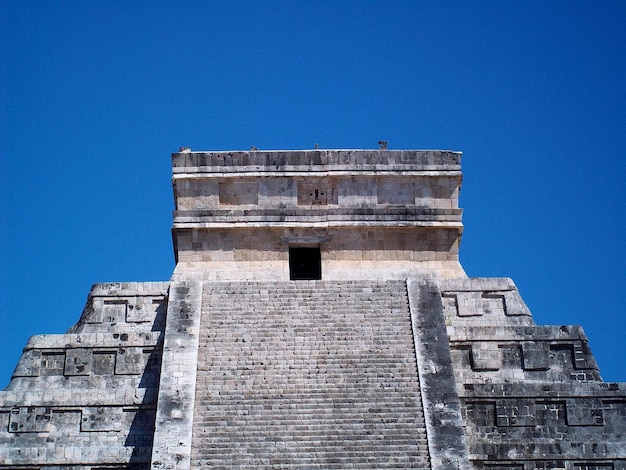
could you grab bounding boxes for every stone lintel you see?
[172,149,462,172]
[463,381,626,398]
[0,388,152,407]
[447,325,590,342]
[88,282,170,297]
[24,332,161,349]
[173,220,464,229]
[173,170,463,177]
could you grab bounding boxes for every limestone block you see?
[297,177,337,205]
[91,351,116,375]
[175,178,219,210]
[455,292,484,317]
[377,176,415,204]
[503,290,532,316]
[572,340,594,370]
[101,300,127,323]
[500,344,523,369]
[80,406,123,432]
[573,465,614,470]
[535,400,567,424]
[219,180,258,205]
[12,349,41,377]
[496,399,536,427]
[471,344,502,371]
[465,400,497,426]
[482,294,506,316]
[125,297,159,323]
[115,347,144,375]
[9,406,52,433]
[50,409,82,433]
[260,177,297,207]
[64,349,92,376]
[566,399,604,426]
[522,342,550,370]
[338,177,377,206]
[40,351,65,376]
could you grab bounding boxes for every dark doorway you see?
[289,247,321,280]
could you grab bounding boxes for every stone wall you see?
[174,175,460,211]
[0,282,168,469]
[171,149,465,280]
[173,226,463,281]
[439,278,626,469]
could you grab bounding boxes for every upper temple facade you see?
[1,148,625,470]
[171,149,465,280]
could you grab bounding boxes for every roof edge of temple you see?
[172,148,462,171]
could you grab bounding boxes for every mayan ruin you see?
[1,148,624,469]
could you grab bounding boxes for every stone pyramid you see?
[1,149,624,469]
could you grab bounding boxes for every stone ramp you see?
[191,280,431,469]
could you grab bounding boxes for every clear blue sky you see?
[1,1,625,386]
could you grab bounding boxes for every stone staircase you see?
[191,280,431,469]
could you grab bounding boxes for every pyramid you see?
[1,149,625,469]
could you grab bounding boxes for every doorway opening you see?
[289,246,321,280]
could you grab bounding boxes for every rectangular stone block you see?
[125,297,155,323]
[115,347,144,375]
[465,400,496,426]
[12,349,41,377]
[535,400,567,424]
[81,406,123,432]
[102,300,127,323]
[64,348,92,376]
[455,292,484,317]
[9,406,52,433]
[496,399,536,426]
[572,341,591,369]
[471,343,502,371]
[377,176,415,204]
[503,290,532,316]
[219,180,258,205]
[566,398,604,426]
[482,294,506,316]
[40,351,66,376]
[500,344,523,369]
[51,409,82,431]
[522,342,550,370]
[92,351,116,375]
[338,177,377,206]
[297,177,337,205]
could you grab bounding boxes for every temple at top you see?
[172,149,465,280]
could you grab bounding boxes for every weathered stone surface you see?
[189,280,430,468]
[171,149,465,280]
[150,278,203,470]
[407,279,471,469]
[0,283,168,468]
[1,149,624,469]
[441,278,626,467]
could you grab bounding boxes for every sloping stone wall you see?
[0,282,168,469]
[440,278,626,469]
